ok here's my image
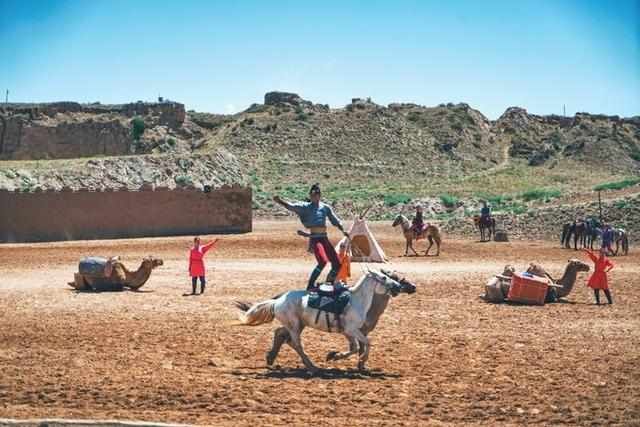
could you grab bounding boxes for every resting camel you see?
[68,256,163,291]
[473,215,496,242]
[483,259,590,304]
[392,214,441,256]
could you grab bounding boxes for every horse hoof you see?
[357,362,366,371]
[326,351,338,361]
[266,352,276,366]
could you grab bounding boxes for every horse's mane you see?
[348,271,375,294]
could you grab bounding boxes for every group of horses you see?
[561,218,629,255]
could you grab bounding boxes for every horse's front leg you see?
[350,329,370,370]
[326,335,358,362]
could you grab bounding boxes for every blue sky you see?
[1,0,638,119]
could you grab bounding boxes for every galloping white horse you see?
[235,270,416,372]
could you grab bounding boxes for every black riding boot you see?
[192,282,197,295]
[594,289,601,305]
[201,282,206,294]
[604,289,613,304]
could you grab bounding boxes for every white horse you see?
[235,270,416,372]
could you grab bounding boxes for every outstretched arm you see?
[273,195,303,214]
[582,249,597,262]
[202,238,220,254]
[327,205,349,237]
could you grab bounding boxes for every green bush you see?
[593,177,640,191]
[510,204,528,215]
[614,200,629,209]
[131,117,145,141]
[384,193,412,207]
[174,175,193,187]
[520,188,561,202]
[440,193,459,208]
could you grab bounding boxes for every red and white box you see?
[507,272,549,305]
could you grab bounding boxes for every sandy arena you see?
[1,221,639,426]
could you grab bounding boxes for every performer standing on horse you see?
[274,183,349,290]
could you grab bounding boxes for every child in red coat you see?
[583,248,614,304]
[189,237,219,295]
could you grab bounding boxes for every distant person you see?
[336,239,351,284]
[411,204,425,238]
[480,201,491,221]
[273,183,349,289]
[583,248,614,305]
[188,237,219,295]
[601,224,614,255]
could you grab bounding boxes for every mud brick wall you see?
[0,186,252,243]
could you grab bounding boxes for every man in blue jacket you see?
[274,183,349,289]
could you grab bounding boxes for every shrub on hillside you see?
[131,117,145,141]
[593,177,640,191]
[520,188,561,202]
[384,193,412,207]
[440,194,459,208]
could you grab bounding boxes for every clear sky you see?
[1,0,639,119]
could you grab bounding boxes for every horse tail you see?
[237,299,277,326]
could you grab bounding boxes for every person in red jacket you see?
[583,248,614,304]
[188,237,219,295]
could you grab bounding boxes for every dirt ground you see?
[1,220,639,426]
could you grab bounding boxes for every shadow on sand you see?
[230,366,401,380]
[66,288,155,294]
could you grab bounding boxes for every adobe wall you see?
[0,186,252,243]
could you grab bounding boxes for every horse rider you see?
[273,183,349,290]
[480,201,491,222]
[601,224,614,255]
[411,204,425,239]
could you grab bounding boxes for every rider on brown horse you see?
[411,204,425,239]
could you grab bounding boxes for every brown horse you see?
[392,214,441,256]
[473,215,495,242]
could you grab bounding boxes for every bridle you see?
[368,271,401,297]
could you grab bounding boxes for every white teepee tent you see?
[336,217,387,263]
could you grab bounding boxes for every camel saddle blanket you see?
[79,257,111,277]
[307,284,351,315]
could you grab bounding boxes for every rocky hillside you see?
[496,107,640,170]
[0,151,245,192]
[1,92,639,233]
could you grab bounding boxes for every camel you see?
[68,256,163,291]
[392,214,441,256]
[483,259,590,304]
[473,215,496,242]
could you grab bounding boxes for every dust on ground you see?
[1,221,639,426]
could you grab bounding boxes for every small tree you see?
[131,117,145,141]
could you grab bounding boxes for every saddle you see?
[307,282,351,332]
[78,256,119,277]
[414,223,430,239]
